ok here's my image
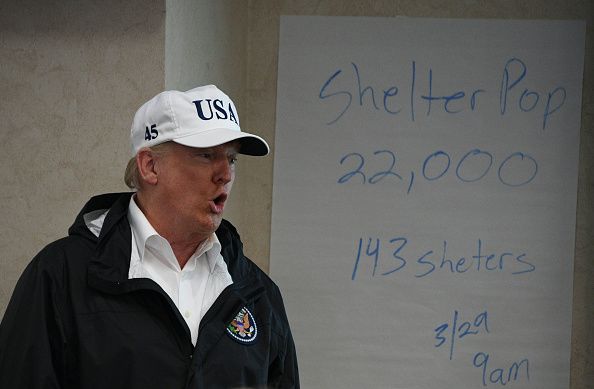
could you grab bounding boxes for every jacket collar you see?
[85,193,136,292]
[69,192,133,240]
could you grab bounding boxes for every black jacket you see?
[0,193,299,388]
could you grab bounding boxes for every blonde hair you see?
[124,142,172,189]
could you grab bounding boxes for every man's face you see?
[152,141,239,240]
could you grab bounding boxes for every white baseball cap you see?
[130,84,269,156]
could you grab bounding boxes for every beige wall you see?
[0,0,591,387]
[0,0,165,315]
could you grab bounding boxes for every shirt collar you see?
[127,195,222,273]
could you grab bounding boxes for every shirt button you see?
[184,310,191,318]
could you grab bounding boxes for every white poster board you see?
[271,16,585,389]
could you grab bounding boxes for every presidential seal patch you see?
[226,307,258,343]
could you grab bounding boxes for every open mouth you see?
[210,193,228,214]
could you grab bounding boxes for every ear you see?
[136,148,159,186]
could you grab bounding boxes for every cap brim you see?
[172,128,269,156]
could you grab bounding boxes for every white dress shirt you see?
[84,196,233,346]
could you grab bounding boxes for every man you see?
[0,85,299,388]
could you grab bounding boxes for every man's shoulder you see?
[28,234,95,273]
[216,219,287,310]
[215,219,243,263]
[216,219,268,279]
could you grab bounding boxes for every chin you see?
[200,215,223,234]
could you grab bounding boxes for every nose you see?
[213,157,234,185]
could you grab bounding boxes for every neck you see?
[168,238,207,269]
[134,192,209,269]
